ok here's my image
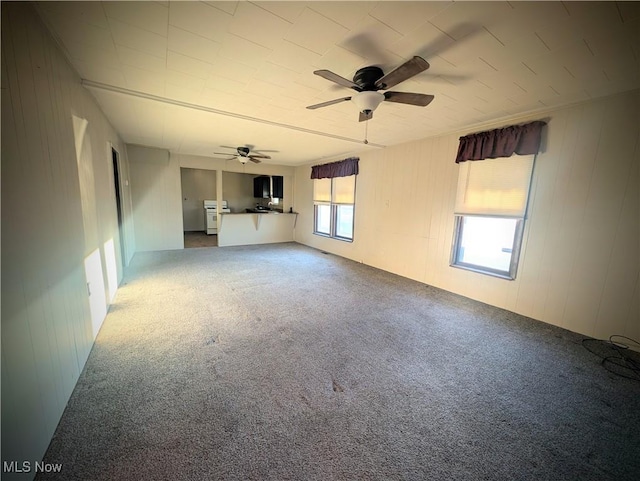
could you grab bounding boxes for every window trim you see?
[313,202,332,237]
[313,177,356,242]
[450,152,536,281]
[313,203,355,242]
[450,214,525,280]
[333,202,355,241]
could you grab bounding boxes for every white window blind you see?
[332,175,355,203]
[313,178,331,202]
[454,154,534,217]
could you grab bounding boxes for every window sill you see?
[450,263,515,280]
[313,232,353,243]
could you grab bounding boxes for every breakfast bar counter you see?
[217,212,297,247]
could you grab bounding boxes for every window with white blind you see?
[313,175,356,241]
[450,154,535,279]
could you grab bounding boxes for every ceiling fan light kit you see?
[352,91,385,115]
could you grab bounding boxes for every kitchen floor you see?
[184,231,218,248]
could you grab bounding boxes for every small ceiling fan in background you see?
[307,56,435,122]
[213,145,273,164]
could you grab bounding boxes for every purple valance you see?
[310,157,359,179]
[456,120,546,163]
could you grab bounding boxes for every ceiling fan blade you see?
[249,157,262,164]
[384,91,435,107]
[213,153,238,160]
[359,110,373,122]
[340,31,395,66]
[375,56,430,90]
[421,73,471,85]
[306,97,352,110]
[249,153,271,159]
[418,23,483,59]
[313,70,361,90]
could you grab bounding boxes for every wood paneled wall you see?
[1,3,134,476]
[294,90,639,342]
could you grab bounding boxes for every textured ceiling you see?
[36,1,639,165]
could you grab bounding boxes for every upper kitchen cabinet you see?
[253,176,270,198]
[272,176,283,199]
[253,175,284,199]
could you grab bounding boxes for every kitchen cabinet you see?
[253,176,270,198]
[253,175,284,199]
[272,176,283,198]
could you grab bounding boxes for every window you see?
[450,154,535,279]
[313,175,356,241]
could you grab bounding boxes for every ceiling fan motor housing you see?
[237,146,251,156]
[353,66,384,90]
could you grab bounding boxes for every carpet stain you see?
[332,379,344,392]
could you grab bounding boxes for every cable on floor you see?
[582,335,640,381]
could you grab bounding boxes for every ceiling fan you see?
[306,56,435,122]
[213,146,271,164]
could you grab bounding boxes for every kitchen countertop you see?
[221,210,294,214]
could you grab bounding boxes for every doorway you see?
[112,147,126,265]
[183,231,218,248]
[180,167,218,248]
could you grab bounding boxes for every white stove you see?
[203,200,230,235]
